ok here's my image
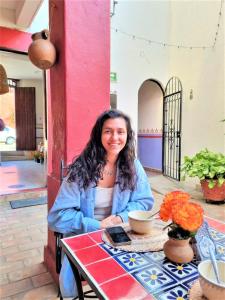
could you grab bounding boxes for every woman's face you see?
[101,117,128,158]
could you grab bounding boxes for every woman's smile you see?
[101,118,127,158]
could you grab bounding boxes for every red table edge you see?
[60,238,108,299]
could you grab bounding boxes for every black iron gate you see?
[163,77,182,180]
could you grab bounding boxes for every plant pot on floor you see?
[201,180,225,202]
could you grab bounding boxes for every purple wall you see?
[138,134,162,171]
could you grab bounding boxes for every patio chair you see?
[54,159,96,300]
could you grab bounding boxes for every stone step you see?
[0,151,35,161]
[1,156,31,161]
[1,151,25,156]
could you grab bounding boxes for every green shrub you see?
[181,149,225,188]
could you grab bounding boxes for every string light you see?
[212,0,224,48]
[111,0,224,50]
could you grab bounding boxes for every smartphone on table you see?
[105,226,132,246]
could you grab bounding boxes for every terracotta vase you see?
[201,180,225,202]
[28,29,56,70]
[163,237,194,264]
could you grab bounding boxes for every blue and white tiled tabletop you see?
[62,216,225,300]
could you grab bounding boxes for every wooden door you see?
[15,87,36,150]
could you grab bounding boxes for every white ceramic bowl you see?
[128,210,154,234]
[198,260,225,300]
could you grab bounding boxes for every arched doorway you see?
[138,79,164,172]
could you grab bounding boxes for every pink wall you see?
[48,0,110,179]
[0,0,111,282]
[45,0,110,282]
[0,26,31,52]
[65,0,110,161]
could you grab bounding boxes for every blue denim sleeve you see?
[47,179,100,234]
[116,159,154,223]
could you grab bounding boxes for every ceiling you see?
[0,0,20,10]
[0,0,45,80]
[0,0,43,28]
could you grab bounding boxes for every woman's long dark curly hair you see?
[68,109,136,191]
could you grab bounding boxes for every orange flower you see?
[172,202,204,232]
[159,191,190,222]
[159,190,204,234]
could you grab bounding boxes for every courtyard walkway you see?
[0,172,224,299]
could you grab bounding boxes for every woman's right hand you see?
[100,215,122,228]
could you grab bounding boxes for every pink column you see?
[44,0,110,282]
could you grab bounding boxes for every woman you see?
[48,109,154,297]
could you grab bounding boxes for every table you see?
[60,217,225,300]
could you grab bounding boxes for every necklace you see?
[103,168,115,176]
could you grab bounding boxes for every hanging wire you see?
[212,0,224,48]
[111,0,224,50]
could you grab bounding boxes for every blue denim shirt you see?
[48,159,154,297]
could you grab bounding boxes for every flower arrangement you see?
[159,191,204,240]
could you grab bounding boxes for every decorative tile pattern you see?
[207,228,225,242]
[216,243,225,256]
[144,251,165,262]
[196,221,225,261]
[181,274,199,290]
[134,264,176,293]
[156,284,188,300]
[101,242,124,255]
[162,261,197,280]
[62,220,225,300]
[115,252,150,271]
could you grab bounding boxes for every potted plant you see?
[181,149,225,202]
[33,150,45,163]
[33,151,40,163]
[160,191,204,263]
[39,152,44,164]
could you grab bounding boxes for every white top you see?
[94,186,114,221]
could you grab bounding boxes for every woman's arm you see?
[116,159,154,223]
[47,179,100,234]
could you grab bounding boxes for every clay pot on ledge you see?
[28,29,56,70]
[163,237,194,264]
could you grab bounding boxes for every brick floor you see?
[0,190,58,300]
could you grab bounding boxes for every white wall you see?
[111,0,224,158]
[169,0,225,156]
[111,1,171,135]
[138,80,163,133]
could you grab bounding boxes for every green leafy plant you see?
[181,149,225,189]
[33,151,40,159]
[33,150,44,162]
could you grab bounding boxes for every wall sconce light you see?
[110,0,118,17]
[0,64,9,95]
[189,89,193,100]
